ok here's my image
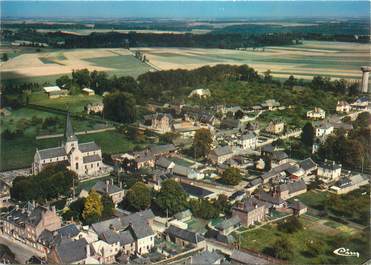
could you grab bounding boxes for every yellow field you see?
[137,41,370,80]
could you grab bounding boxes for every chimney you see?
[119,182,123,189]
[106,180,109,193]
[86,244,91,258]
[110,178,114,186]
[32,200,36,208]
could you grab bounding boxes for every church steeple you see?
[64,112,77,142]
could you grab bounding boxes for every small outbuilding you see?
[82,88,95,96]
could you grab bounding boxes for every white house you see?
[238,132,257,150]
[317,160,342,183]
[307,107,326,119]
[336,101,351,113]
[315,123,334,137]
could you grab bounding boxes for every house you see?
[351,97,369,111]
[180,183,216,200]
[85,103,104,114]
[92,180,125,206]
[47,238,96,264]
[150,144,177,157]
[144,113,173,133]
[317,160,342,183]
[174,209,192,222]
[289,201,308,216]
[315,123,334,138]
[208,146,234,164]
[91,210,155,256]
[238,132,257,150]
[38,224,81,251]
[307,107,326,120]
[165,225,206,248]
[0,179,11,208]
[229,190,246,204]
[2,203,62,251]
[260,144,277,157]
[265,120,284,134]
[330,173,369,194]
[270,151,289,168]
[188,89,211,98]
[32,113,103,178]
[336,101,351,113]
[155,157,175,171]
[232,197,266,227]
[214,216,241,235]
[187,250,224,264]
[255,191,286,208]
[299,158,318,176]
[172,164,204,180]
[220,118,240,129]
[82,88,95,96]
[277,180,307,200]
[261,99,280,111]
[91,240,118,264]
[43,86,68,99]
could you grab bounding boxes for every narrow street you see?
[0,235,45,263]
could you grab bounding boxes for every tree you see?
[234,110,244,120]
[56,75,72,89]
[278,216,303,233]
[220,167,241,186]
[1,53,9,62]
[189,199,219,219]
[305,240,325,257]
[126,182,151,211]
[103,92,137,123]
[82,190,103,224]
[155,179,188,216]
[192,128,212,158]
[101,195,114,219]
[353,112,370,129]
[72,69,91,88]
[271,237,294,260]
[301,122,315,147]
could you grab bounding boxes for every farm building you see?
[43,86,68,99]
[82,88,95,96]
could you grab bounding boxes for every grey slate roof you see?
[57,224,80,238]
[83,154,101,163]
[55,238,89,264]
[156,157,173,169]
[64,112,77,142]
[255,191,285,206]
[92,180,123,195]
[188,251,223,265]
[181,183,213,198]
[101,230,121,244]
[234,197,265,213]
[261,144,275,154]
[91,217,122,236]
[287,180,307,194]
[78,142,100,153]
[166,225,204,244]
[172,164,192,177]
[271,151,288,161]
[215,216,241,231]
[38,147,66,160]
[211,146,233,157]
[230,249,269,265]
[119,230,135,245]
[150,144,176,155]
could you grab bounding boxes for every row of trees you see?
[11,164,76,202]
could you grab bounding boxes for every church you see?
[32,113,103,178]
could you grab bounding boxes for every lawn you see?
[29,92,103,113]
[294,190,329,210]
[0,129,137,171]
[238,214,369,264]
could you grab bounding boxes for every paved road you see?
[0,235,44,263]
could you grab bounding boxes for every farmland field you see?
[0,48,152,82]
[138,41,369,80]
[238,214,369,264]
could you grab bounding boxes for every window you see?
[91,164,93,168]
[97,163,99,167]
[76,162,79,170]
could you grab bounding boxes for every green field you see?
[29,92,103,113]
[0,129,136,171]
[84,55,151,77]
[238,215,369,264]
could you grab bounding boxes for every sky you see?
[1,1,370,19]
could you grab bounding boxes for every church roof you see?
[79,142,100,153]
[38,147,67,160]
[83,154,101,164]
[64,112,77,142]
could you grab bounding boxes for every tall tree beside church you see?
[103,92,137,123]
[126,182,151,211]
[192,128,212,158]
[301,122,315,146]
[82,190,103,224]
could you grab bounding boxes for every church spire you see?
[64,112,77,142]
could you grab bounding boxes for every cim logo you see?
[333,248,360,258]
